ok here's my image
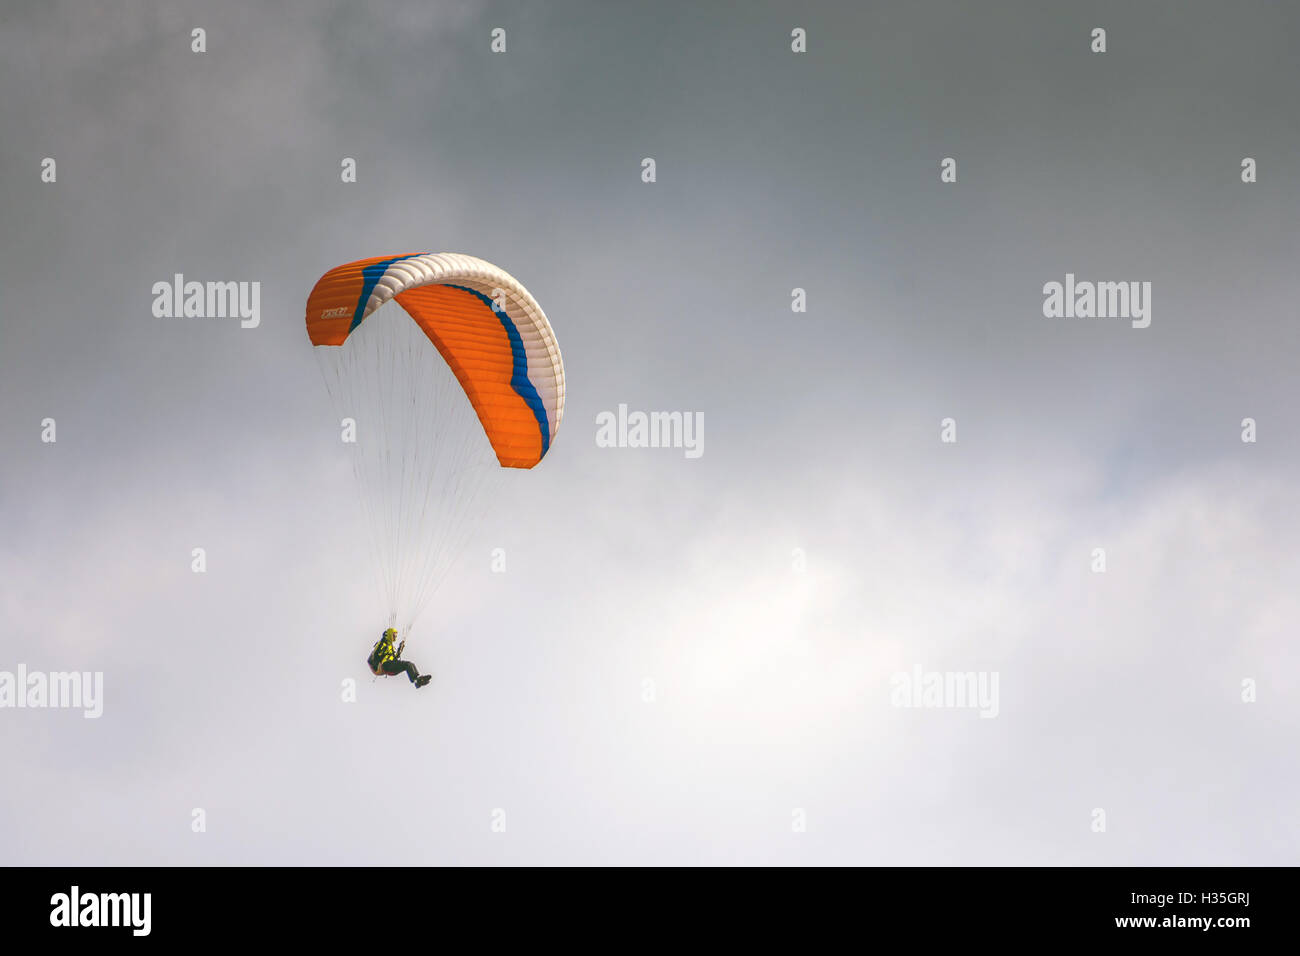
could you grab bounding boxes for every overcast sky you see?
[2,0,1297,865]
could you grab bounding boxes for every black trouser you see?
[381,659,421,683]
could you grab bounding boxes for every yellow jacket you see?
[368,633,397,673]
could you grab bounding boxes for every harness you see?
[368,635,397,675]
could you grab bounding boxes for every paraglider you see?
[367,628,430,689]
[305,253,565,684]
